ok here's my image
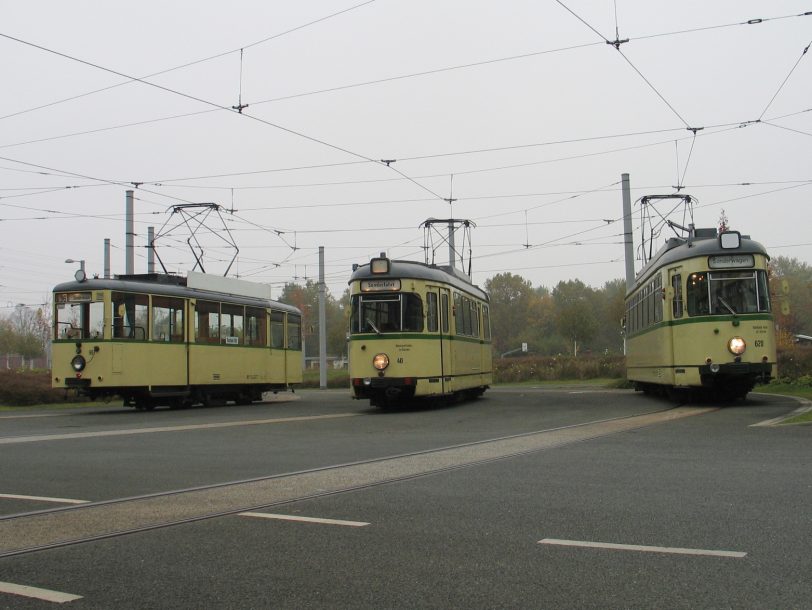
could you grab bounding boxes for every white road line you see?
[0,493,89,505]
[239,512,370,527]
[0,412,359,445]
[539,538,746,558]
[0,581,82,603]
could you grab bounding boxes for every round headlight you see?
[372,353,389,370]
[71,355,86,372]
[728,337,746,355]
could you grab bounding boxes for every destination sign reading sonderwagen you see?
[708,254,755,269]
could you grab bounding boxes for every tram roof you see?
[52,273,301,314]
[350,259,488,301]
[633,228,769,289]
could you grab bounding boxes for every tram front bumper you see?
[698,361,773,385]
[351,377,417,401]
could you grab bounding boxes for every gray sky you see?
[1,0,810,309]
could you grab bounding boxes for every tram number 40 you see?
[754,340,764,347]
[397,357,404,364]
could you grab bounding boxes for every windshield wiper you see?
[718,296,737,315]
[366,319,381,335]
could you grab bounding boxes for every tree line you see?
[1,255,810,367]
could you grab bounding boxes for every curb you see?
[750,393,812,427]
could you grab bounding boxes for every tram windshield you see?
[350,293,423,333]
[686,270,770,316]
[55,292,104,339]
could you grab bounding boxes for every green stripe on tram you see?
[626,313,773,340]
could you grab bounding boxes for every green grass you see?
[757,383,812,401]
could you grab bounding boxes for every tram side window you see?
[245,307,267,347]
[757,271,771,312]
[686,273,710,316]
[195,300,220,344]
[441,293,449,333]
[287,314,302,350]
[483,305,491,341]
[113,292,148,340]
[427,292,439,332]
[221,304,244,345]
[152,296,185,342]
[672,274,683,319]
[270,311,285,348]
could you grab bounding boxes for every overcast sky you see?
[1,0,810,309]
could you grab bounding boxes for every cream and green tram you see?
[52,271,302,410]
[625,228,775,400]
[348,254,492,407]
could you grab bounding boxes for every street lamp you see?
[65,258,86,282]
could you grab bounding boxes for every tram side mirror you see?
[719,231,741,249]
[782,301,791,316]
[781,279,790,295]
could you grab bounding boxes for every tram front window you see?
[55,292,104,339]
[687,270,769,316]
[351,293,423,333]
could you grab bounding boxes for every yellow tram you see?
[625,228,776,400]
[52,271,302,410]
[348,254,492,407]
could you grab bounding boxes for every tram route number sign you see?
[361,279,401,292]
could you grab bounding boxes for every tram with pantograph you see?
[624,195,776,400]
[52,270,302,410]
[348,219,492,408]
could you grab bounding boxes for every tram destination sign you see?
[361,279,401,292]
[708,254,754,269]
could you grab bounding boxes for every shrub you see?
[0,370,86,406]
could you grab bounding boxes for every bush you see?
[0,370,86,406]
[493,355,625,384]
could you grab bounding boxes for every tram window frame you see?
[483,304,491,341]
[221,304,244,345]
[427,292,439,333]
[270,311,285,348]
[245,307,267,347]
[112,292,149,340]
[441,293,449,334]
[194,300,220,344]
[152,296,185,342]
[403,293,424,332]
[287,314,302,350]
[672,274,683,319]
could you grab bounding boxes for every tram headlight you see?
[70,355,86,372]
[728,337,746,355]
[372,353,390,371]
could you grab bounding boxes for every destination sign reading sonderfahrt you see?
[360,279,401,291]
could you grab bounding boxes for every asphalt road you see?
[0,387,808,609]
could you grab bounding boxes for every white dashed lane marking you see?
[0,493,88,505]
[240,512,370,527]
[539,538,746,558]
[0,581,82,603]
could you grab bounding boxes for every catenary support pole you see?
[622,173,635,291]
[318,246,327,389]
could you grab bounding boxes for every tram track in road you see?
[0,405,715,559]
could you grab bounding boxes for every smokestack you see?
[125,190,134,275]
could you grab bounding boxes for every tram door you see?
[667,267,683,384]
[437,288,452,395]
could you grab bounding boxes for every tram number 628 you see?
[754,340,764,347]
